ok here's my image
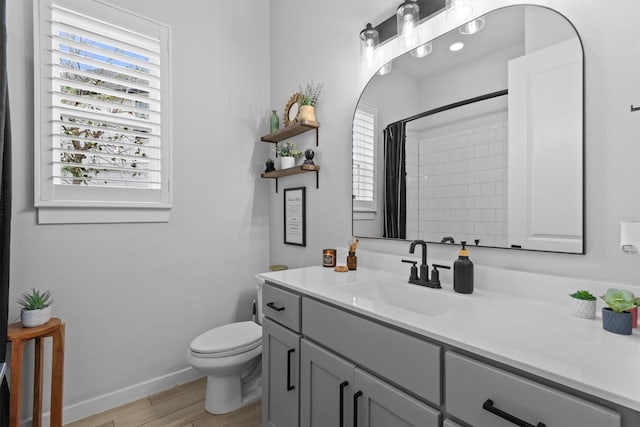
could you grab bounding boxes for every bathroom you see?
[1,0,639,425]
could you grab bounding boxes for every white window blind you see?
[352,104,376,210]
[34,0,171,223]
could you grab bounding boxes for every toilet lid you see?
[190,321,262,357]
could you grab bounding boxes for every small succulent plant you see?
[601,288,639,313]
[274,142,302,158]
[569,290,596,301]
[17,289,54,310]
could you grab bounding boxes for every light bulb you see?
[446,0,473,23]
[411,42,432,58]
[459,16,485,35]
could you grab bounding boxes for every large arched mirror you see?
[352,5,584,254]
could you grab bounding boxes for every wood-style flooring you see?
[64,378,261,427]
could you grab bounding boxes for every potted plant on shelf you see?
[298,81,324,122]
[600,288,639,335]
[569,290,596,319]
[275,142,302,169]
[17,289,54,328]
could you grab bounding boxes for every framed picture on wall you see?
[284,187,306,246]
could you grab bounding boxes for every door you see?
[262,318,300,427]
[353,368,440,427]
[507,37,583,253]
[300,339,355,427]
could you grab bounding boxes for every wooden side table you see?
[7,317,65,427]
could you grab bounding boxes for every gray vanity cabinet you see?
[300,339,355,427]
[300,338,439,427]
[445,352,621,427]
[262,317,300,427]
[353,368,440,427]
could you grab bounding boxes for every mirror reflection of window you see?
[353,102,377,217]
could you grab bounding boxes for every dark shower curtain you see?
[0,0,11,424]
[382,122,406,239]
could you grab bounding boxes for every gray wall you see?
[7,0,271,422]
[269,0,640,286]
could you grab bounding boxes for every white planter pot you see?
[571,298,596,319]
[21,306,52,328]
[280,156,295,170]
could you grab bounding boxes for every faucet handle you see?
[430,264,451,288]
[401,259,419,281]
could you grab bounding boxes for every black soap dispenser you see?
[454,241,474,294]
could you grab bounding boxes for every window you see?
[352,102,377,212]
[34,0,171,223]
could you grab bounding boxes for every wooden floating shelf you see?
[260,120,320,144]
[261,164,320,193]
[261,164,319,179]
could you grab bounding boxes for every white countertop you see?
[259,260,640,413]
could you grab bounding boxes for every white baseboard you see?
[22,367,202,427]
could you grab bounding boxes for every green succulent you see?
[569,290,596,301]
[17,289,54,310]
[274,142,302,158]
[601,288,639,313]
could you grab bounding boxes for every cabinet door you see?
[262,318,300,427]
[301,339,356,427]
[353,368,440,427]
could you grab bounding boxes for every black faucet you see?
[405,240,447,289]
[408,240,431,287]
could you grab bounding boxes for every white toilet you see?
[186,280,264,414]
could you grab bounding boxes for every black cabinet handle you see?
[339,381,349,427]
[483,399,546,427]
[267,302,285,312]
[286,348,295,391]
[353,390,363,427]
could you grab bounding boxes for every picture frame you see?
[284,187,306,246]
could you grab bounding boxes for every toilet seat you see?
[190,321,262,359]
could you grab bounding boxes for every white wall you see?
[269,0,640,286]
[7,0,271,423]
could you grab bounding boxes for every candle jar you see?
[323,249,336,267]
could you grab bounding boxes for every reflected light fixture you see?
[359,23,380,66]
[449,41,464,51]
[397,0,420,49]
[377,61,393,76]
[446,0,473,23]
[410,41,432,58]
[459,16,485,35]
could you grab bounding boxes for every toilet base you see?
[204,373,262,414]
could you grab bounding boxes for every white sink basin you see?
[333,278,469,316]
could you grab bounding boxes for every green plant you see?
[17,289,54,311]
[299,81,324,106]
[601,288,639,313]
[569,290,596,301]
[274,142,302,158]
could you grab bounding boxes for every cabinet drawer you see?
[445,352,621,427]
[443,419,463,427]
[302,297,441,405]
[263,283,301,332]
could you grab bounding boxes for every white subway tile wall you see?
[406,111,507,246]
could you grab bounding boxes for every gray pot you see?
[602,307,632,335]
[20,306,52,328]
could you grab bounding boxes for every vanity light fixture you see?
[378,61,393,76]
[411,41,433,58]
[449,41,464,51]
[397,0,420,49]
[445,0,473,23]
[459,16,485,35]
[360,23,380,65]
